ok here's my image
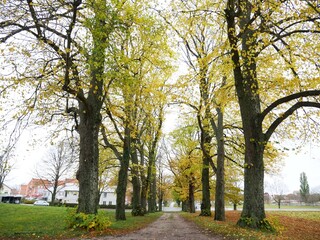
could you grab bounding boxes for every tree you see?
[99,0,174,219]
[225,0,320,229]
[0,0,114,214]
[161,0,232,218]
[167,121,203,213]
[36,140,77,205]
[300,172,310,203]
[0,154,10,190]
[267,178,287,209]
[0,101,30,189]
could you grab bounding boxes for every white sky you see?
[278,142,320,193]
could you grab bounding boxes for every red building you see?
[19,178,52,199]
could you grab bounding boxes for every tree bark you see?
[214,109,225,221]
[77,106,101,214]
[51,177,59,205]
[139,147,147,212]
[147,162,157,212]
[199,114,212,216]
[116,125,130,220]
[188,178,195,213]
[131,139,143,216]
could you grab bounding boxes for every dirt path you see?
[87,213,223,240]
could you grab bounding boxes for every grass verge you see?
[0,203,162,239]
[180,210,320,240]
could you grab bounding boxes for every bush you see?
[22,198,36,204]
[66,208,111,231]
[63,203,78,208]
[131,205,146,216]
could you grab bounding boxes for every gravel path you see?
[86,213,223,240]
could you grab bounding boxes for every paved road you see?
[85,213,223,240]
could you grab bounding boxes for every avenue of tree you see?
[0,0,319,230]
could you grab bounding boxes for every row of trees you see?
[1,0,320,230]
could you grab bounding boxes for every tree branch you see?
[260,90,320,121]
[101,125,123,161]
[265,101,320,142]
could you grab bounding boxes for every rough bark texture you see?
[199,115,212,216]
[189,179,196,213]
[116,126,130,220]
[200,155,211,216]
[77,108,101,214]
[51,177,59,205]
[147,165,157,212]
[131,140,143,216]
[214,109,225,221]
[140,149,147,212]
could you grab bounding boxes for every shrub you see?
[66,208,111,231]
[22,198,36,204]
[131,205,146,216]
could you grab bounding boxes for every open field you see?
[181,210,320,240]
[0,204,162,239]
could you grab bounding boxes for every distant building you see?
[0,184,22,204]
[19,178,51,199]
[44,179,116,205]
[0,183,12,195]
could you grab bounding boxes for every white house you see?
[0,183,12,195]
[44,182,116,205]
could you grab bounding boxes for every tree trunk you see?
[197,108,212,217]
[76,0,106,215]
[200,154,211,216]
[51,178,59,205]
[77,109,101,214]
[158,193,163,212]
[182,200,189,212]
[140,150,147,212]
[214,109,225,221]
[157,171,163,212]
[188,178,195,213]
[116,125,130,220]
[147,150,157,213]
[131,139,143,216]
[148,168,157,212]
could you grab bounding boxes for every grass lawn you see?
[0,203,162,239]
[180,210,320,240]
[2,203,319,240]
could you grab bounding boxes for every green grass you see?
[0,204,162,239]
[0,204,81,239]
[264,204,320,210]
[271,211,320,221]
